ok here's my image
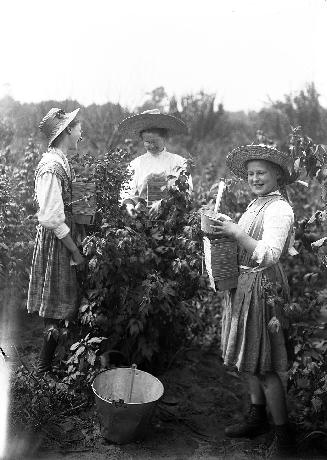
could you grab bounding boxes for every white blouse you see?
[35,149,71,239]
[121,148,193,204]
[247,193,296,267]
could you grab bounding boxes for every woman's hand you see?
[146,172,166,182]
[210,218,243,239]
[126,203,137,218]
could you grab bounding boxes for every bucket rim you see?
[91,366,164,405]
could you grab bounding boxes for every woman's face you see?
[69,122,82,149]
[247,160,280,196]
[141,131,166,155]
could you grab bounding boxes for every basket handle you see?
[214,178,226,214]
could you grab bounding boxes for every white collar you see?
[145,147,167,156]
[48,147,67,162]
[247,190,281,208]
[267,190,281,196]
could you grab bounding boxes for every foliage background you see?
[1,82,327,435]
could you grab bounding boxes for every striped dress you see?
[27,157,78,320]
[221,195,292,375]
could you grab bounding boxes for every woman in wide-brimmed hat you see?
[27,107,85,374]
[119,109,192,217]
[211,144,296,457]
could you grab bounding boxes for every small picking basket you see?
[201,180,239,291]
[72,181,96,225]
[146,177,168,207]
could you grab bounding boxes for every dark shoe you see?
[225,404,270,438]
[267,423,296,459]
[37,327,59,374]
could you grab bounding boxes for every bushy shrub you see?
[0,138,39,300]
[64,144,211,386]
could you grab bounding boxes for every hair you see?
[140,127,169,140]
[50,117,81,148]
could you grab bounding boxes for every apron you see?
[221,195,291,374]
[27,158,79,320]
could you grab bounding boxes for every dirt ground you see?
[1,308,326,460]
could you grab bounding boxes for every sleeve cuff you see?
[251,240,271,265]
[54,223,70,239]
[251,240,281,266]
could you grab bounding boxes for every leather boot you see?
[37,326,59,374]
[225,404,270,438]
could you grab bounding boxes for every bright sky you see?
[1,0,327,111]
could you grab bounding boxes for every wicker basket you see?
[72,181,96,225]
[203,236,238,291]
[201,207,239,291]
[146,178,167,207]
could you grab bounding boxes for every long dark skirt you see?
[221,263,289,375]
[27,225,78,320]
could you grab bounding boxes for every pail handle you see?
[128,364,137,403]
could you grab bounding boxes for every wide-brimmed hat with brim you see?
[39,107,80,147]
[226,144,293,184]
[118,109,188,140]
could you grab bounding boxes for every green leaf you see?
[296,377,310,389]
[75,346,86,357]
[87,337,104,345]
[70,342,81,351]
[80,302,89,313]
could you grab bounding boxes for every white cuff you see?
[251,240,275,266]
[288,246,298,256]
[54,223,70,239]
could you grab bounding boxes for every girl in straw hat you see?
[27,108,85,374]
[119,109,192,217]
[211,145,296,457]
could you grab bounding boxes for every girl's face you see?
[247,160,280,196]
[141,131,166,155]
[68,122,82,149]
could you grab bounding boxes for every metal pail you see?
[92,367,164,444]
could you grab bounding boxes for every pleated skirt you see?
[27,225,78,320]
[221,263,289,375]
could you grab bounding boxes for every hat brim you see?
[48,108,80,147]
[226,144,293,184]
[118,113,188,139]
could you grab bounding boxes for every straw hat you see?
[118,109,187,139]
[39,107,80,147]
[226,144,293,184]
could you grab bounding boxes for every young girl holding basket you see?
[211,144,296,457]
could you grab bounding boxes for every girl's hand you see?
[268,316,281,334]
[210,218,243,239]
[72,249,85,267]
